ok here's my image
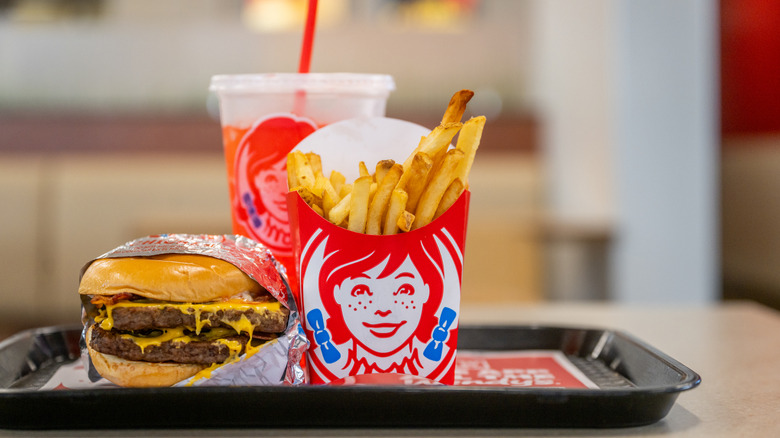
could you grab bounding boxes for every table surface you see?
[1,300,779,437]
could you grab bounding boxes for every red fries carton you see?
[286,117,471,384]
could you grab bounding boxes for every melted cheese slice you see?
[96,299,281,335]
[186,337,251,386]
[119,327,190,353]
[115,326,251,355]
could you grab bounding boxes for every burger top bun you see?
[85,325,206,387]
[78,254,262,303]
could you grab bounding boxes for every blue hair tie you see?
[307,309,341,364]
[241,192,263,229]
[423,307,456,362]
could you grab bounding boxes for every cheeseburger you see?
[79,253,290,387]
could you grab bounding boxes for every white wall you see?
[531,0,719,303]
[612,0,718,304]
[0,0,534,117]
[530,0,616,226]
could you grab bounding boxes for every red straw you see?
[298,0,318,73]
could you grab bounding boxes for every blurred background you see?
[0,0,777,331]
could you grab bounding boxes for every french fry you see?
[348,176,372,233]
[287,150,316,189]
[286,154,297,190]
[366,164,403,235]
[292,186,323,210]
[374,159,395,184]
[402,122,462,172]
[311,203,324,217]
[369,182,377,204]
[307,152,324,178]
[434,178,465,220]
[339,182,353,198]
[315,175,340,217]
[383,188,408,235]
[441,89,474,124]
[322,190,340,218]
[398,152,434,213]
[412,149,465,230]
[330,170,346,194]
[454,116,485,186]
[358,161,371,178]
[429,147,448,178]
[397,210,415,233]
[328,192,351,226]
[312,174,326,197]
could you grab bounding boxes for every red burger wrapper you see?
[78,234,308,387]
[287,190,470,385]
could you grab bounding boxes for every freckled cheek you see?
[392,296,418,310]
[346,297,374,311]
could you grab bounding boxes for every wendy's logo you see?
[291,192,470,385]
[233,114,317,255]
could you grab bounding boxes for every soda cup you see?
[209,73,395,291]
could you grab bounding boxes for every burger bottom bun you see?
[86,326,207,388]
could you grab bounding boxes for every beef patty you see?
[88,325,257,365]
[108,304,289,334]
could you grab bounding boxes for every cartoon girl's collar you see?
[346,339,424,375]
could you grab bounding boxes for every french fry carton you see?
[286,117,470,385]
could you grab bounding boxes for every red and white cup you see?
[209,73,395,290]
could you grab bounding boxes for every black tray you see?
[0,324,700,429]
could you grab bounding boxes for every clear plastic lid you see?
[210,73,396,96]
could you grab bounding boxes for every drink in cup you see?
[209,73,395,287]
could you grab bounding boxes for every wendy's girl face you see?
[334,255,429,354]
[254,159,288,221]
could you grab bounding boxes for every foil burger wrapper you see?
[78,234,308,387]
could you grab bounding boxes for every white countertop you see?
[2,301,778,437]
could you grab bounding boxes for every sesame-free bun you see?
[78,254,261,303]
[85,325,205,387]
